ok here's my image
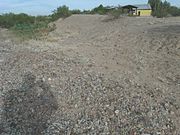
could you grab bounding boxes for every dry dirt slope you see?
[0,15,180,134]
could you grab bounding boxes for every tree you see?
[163,0,171,14]
[169,6,180,16]
[51,5,71,21]
[0,13,36,28]
[148,0,161,11]
[148,0,171,17]
[148,0,161,16]
[91,4,108,15]
[71,9,81,14]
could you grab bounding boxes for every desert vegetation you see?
[0,13,53,40]
[51,5,72,21]
[148,0,180,17]
[0,6,72,40]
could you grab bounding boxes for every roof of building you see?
[134,4,152,10]
[105,6,117,10]
[122,5,138,9]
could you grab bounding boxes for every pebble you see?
[115,110,119,115]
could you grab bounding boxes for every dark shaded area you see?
[148,25,180,55]
[1,72,58,135]
[149,25,180,35]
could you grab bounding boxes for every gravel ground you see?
[0,15,180,135]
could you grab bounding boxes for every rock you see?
[115,110,119,115]
[148,22,154,25]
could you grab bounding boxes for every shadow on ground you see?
[0,72,58,135]
[149,25,180,34]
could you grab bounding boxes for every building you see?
[134,4,152,16]
[122,4,152,16]
[122,5,138,16]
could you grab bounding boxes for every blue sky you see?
[0,0,179,15]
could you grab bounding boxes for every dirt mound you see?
[49,15,107,42]
[0,15,180,134]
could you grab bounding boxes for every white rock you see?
[42,78,46,82]
[115,110,119,114]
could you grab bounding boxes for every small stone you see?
[30,108,35,113]
[42,78,46,82]
[47,120,51,123]
[17,98,23,102]
[115,110,119,115]
[165,103,169,107]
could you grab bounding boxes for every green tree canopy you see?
[148,0,172,17]
[51,5,72,21]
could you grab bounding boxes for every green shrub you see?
[108,8,123,19]
[51,5,71,21]
[0,13,35,28]
[35,16,51,23]
[11,22,55,40]
[71,9,81,14]
[0,6,73,40]
[82,10,91,14]
[91,5,115,15]
[148,0,180,17]
[169,6,180,16]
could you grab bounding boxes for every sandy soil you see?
[0,15,180,135]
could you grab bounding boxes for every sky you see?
[0,0,179,16]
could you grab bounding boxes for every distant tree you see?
[51,5,71,21]
[0,13,35,28]
[148,0,171,17]
[108,8,123,19]
[163,0,171,11]
[71,9,81,14]
[82,10,91,14]
[91,4,108,15]
[162,0,171,15]
[169,6,180,16]
[35,15,51,23]
[148,0,161,16]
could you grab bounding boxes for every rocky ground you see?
[0,15,180,135]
